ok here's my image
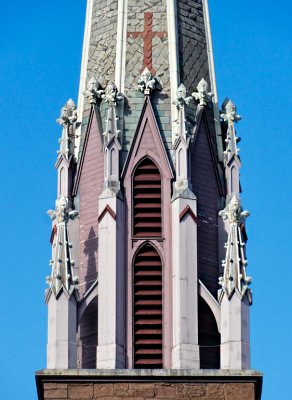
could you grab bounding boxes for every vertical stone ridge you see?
[78,0,119,160]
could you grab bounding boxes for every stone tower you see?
[36,1,262,399]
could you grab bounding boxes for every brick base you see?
[36,370,262,400]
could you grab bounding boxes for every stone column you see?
[96,189,126,368]
[47,292,77,369]
[171,193,200,369]
[220,291,251,369]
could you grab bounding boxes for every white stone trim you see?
[115,0,128,93]
[75,0,94,160]
[47,293,77,369]
[114,0,128,145]
[220,292,251,369]
[202,0,223,160]
[172,197,200,369]
[167,0,180,145]
[198,279,221,332]
[97,195,125,368]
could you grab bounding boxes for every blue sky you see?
[0,1,291,399]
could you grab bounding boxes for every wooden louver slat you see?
[133,244,163,368]
[133,158,162,238]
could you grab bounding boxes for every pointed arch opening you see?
[231,166,237,194]
[198,297,220,369]
[110,147,117,177]
[133,243,163,368]
[59,167,65,197]
[178,148,183,179]
[77,296,98,369]
[133,158,162,238]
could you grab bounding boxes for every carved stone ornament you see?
[102,82,123,144]
[83,76,105,104]
[47,196,79,297]
[172,83,192,141]
[219,195,250,225]
[220,98,241,159]
[56,99,78,126]
[218,195,252,300]
[172,84,193,109]
[138,67,162,96]
[220,99,241,126]
[48,196,79,224]
[103,81,123,106]
[192,78,213,107]
[56,99,79,159]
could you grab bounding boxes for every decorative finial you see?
[56,99,79,159]
[102,81,123,144]
[219,195,250,225]
[138,67,162,96]
[220,99,241,126]
[192,78,213,107]
[48,196,79,224]
[83,77,105,104]
[103,81,123,106]
[172,83,192,141]
[47,196,79,297]
[56,99,78,126]
[172,84,193,109]
[220,98,241,159]
[218,195,252,300]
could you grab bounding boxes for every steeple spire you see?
[42,0,258,379]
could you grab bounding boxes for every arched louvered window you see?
[133,158,162,237]
[133,243,163,368]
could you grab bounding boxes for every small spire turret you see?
[218,195,252,301]
[56,99,78,160]
[47,196,79,297]
[103,81,123,145]
[220,99,241,162]
[172,83,192,141]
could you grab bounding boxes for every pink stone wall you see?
[77,109,104,368]
[79,110,104,297]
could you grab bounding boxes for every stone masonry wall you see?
[124,0,172,163]
[43,382,255,400]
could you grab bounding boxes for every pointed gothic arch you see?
[59,167,65,197]
[77,296,98,369]
[132,242,163,368]
[198,297,220,369]
[132,157,162,238]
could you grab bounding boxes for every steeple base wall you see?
[36,369,262,400]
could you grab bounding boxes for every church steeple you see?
[42,0,257,380]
